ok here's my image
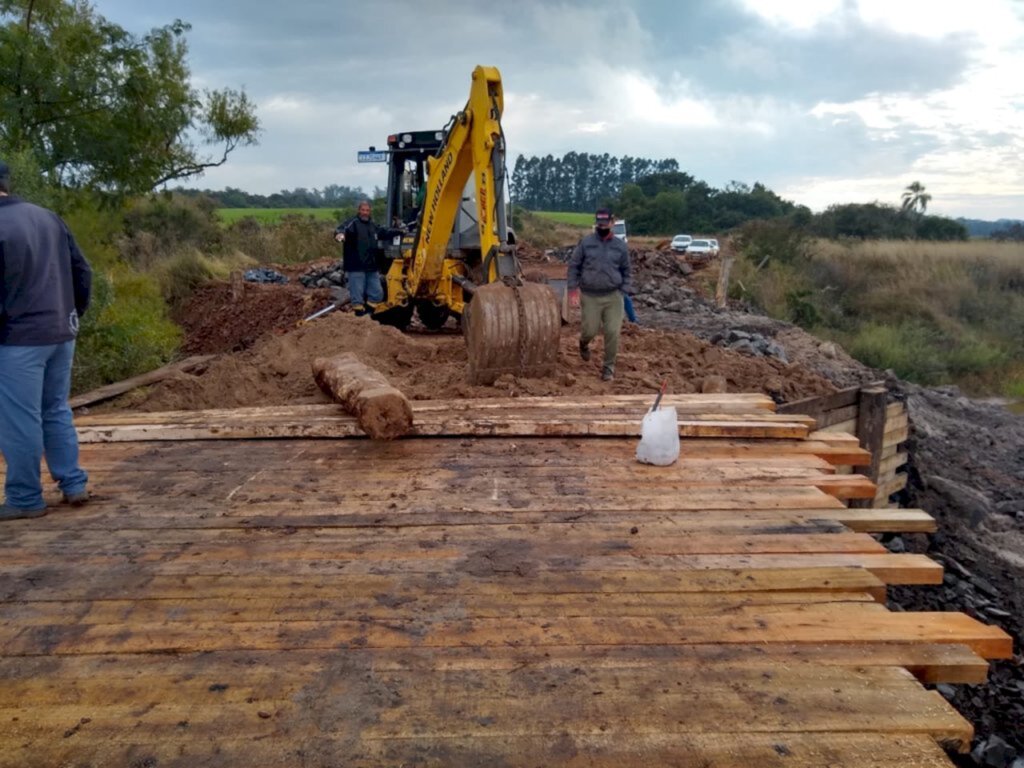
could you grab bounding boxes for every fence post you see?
[230,270,245,302]
[850,386,888,508]
[715,255,734,308]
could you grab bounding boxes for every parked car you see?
[670,234,692,252]
[686,239,714,258]
[708,238,720,255]
[613,219,628,243]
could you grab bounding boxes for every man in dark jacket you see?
[334,200,387,316]
[0,160,92,520]
[567,207,633,381]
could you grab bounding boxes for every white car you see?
[708,238,720,255]
[686,239,714,258]
[613,219,628,243]
[670,234,692,252]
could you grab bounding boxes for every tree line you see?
[511,152,967,241]
[510,153,680,212]
[174,184,378,209]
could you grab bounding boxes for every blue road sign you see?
[357,151,388,163]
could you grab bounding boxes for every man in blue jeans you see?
[0,160,92,521]
[334,200,387,316]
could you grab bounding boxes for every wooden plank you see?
[67,355,215,410]
[75,400,789,426]
[886,401,907,419]
[883,423,910,448]
[1,566,890,602]
[0,658,983,756]
[0,513,854,540]
[777,385,862,416]
[13,505,930,536]
[808,429,860,445]
[59,433,867,462]
[3,591,885,626]
[0,530,889,564]
[0,550,943,581]
[0,651,983,741]
[0,644,989,692]
[0,725,963,768]
[883,411,910,435]
[76,415,812,442]
[3,610,1007,658]
[68,435,872,469]
[879,451,909,478]
[1,489,852,525]
[819,418,857,435]
[410,393,779,412]
[816,474,877,499]
[70,469,874,503]
[65,455,838,479]
[0,552,942,593]
[881,442,902,460]
[832,508,935,533]
[875,473,909,503]
[816,403,858,429]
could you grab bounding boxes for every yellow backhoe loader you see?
[364,66,561,385]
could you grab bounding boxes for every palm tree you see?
[901,181,932,215]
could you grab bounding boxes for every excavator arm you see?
[408,65,506,297]
[376,66,560,385]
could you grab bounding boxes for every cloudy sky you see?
[92,0,1024,219]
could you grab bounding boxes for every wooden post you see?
[230,270,245,302]
[312,353,414,440]
[715,256,734,308]
[850,386,888,508]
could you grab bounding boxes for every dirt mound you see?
[128,309,836,412]
[177,281,331,355]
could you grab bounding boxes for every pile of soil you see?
[129,310,836,412]
[177,282,331,355]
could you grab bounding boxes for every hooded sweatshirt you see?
[0,196,92,345]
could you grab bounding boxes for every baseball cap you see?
[595,207,613,224]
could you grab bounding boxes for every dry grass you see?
[732,237,1024,395]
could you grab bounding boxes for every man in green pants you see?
[567,208,634,381]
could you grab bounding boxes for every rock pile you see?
[885,384,1024,767]
[709,329,789,364]
[300,261,346,289]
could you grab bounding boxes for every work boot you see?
[601,367,614,382]
[0,503,47,521]
[62,490,90,507]
[579,341,591,362]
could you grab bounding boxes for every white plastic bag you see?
[635,406,680,466]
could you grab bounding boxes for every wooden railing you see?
[779,383,909,508]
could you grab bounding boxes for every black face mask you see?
[596,225,611,236]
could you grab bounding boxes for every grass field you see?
[732,237,1024,396]
[534,211,593,227]
[217,208,340,224]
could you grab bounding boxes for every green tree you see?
[0,0,259,194]
[901,181,932,215]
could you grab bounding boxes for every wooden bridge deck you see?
[0,395,1012,767]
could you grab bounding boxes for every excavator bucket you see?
[464,282,562,385]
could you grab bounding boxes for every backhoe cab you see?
[364,66,560,385]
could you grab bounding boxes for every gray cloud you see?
[88,0,1024,217]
